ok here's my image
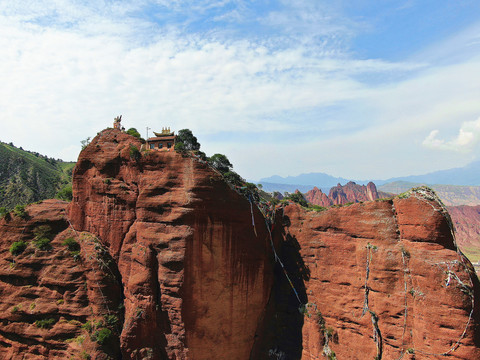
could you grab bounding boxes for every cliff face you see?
[1,128,479,359]
[0,199,123,359]
[68,129,273,360]
[254,189,480,359]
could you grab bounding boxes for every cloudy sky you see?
[1,1,480,181]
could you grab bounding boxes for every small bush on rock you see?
[10,241,27,256]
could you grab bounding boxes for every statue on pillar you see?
[113,115,122,129]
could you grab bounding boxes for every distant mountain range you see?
[260,160,480,194]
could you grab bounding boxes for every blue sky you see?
[1,1,480,181]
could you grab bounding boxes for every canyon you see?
[0,128,479,359]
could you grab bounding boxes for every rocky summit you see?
[0,128,479,359]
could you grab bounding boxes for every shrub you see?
[126,128,141,138]
[176,129,200,150]
[35,318,56,329]
[92,328,111,345]
[34,238,52,251]
[129,145,140,161]
[104,314,119,327]
[10,241,27,256]
[63,237,80,252]
[286,192,308,207]
[33,225,52,240]
[208,153,232,173]
[80,351,91,360]
[56,185,73,201]
[13,205,27,219]
[0,207,8,218]
[82,321,93,333]
[174,142,185,153]
[222,171,244,186]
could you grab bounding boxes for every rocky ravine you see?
[0,128,479,359]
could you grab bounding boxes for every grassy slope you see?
[0,143,75,209]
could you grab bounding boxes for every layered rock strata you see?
[0,128,479,359]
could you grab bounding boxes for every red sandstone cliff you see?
[1,128,479,359]
[253,187,480,359]
[448,205,480,248]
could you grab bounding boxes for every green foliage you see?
[13,204,27,218]
[81,137,91,150]
[129,145,140,161]
[10,241,27,256]
[80,351,91,360]
[33,225,52,240]
[63,237,80,251]
[126,128,141,138]
[285,192,308,207]
[82,321,93,333]
[208,153,232,173]
[56,184,73,201]
[34,238,52,250]
[11,305,20,313]
[194,150,207,160]
[176,129,201,151]
[104,314,119,327]
[309,204,327,212]
[174,142,185,153]
[0,142,75,210]
[92,328,112,345]
[222,171,244,186]
[35,318,56,329]
[0,207,7,218]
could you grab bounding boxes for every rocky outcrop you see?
[448,205,480,248]
[68,128,273,360]
[305,181,391,207]
[254,188,480,359]
[304,187,331,207]
[0,199,123,359]
[1,129,479,359]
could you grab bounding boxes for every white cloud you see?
[1,1,480,182]
[422,118,480,152]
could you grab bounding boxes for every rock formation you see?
[0,128,479,359]
[304,181,391,207]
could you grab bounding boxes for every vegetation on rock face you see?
[35,318,56,329]
[0,141,75,209]
[208,153,232,173]
[63,237,80,252]
[126,128,141,139]
[285,192,308,207]
[13,204,27,218]
[9,241,27,256]
[56,184,73,201]
[129,145,141,161]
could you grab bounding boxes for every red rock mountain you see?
[0,128,479,359]
[304,181,392,207]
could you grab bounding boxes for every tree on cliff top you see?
[208,153,232,173]
[126,128,141,138]
[176,129,201,151]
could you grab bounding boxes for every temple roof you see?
[153,127,174,137]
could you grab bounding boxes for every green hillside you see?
[0,142,75,209]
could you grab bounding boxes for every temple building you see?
[147,127,176,151]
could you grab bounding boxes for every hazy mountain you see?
[0,141,75,209]
[259,173,350,189]
[379,181,480,206]
[260,160,480,193]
